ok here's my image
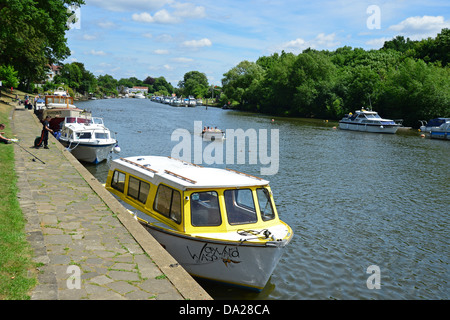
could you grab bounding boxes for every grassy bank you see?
[0,89,37,300]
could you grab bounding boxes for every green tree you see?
[178,71,209,98]
[222,61,264,108]
[0,65,19,88]
[0,0,85,88]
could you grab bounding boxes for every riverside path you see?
[10,103,211,300]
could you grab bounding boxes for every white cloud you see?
[132,9,180,24]
[132,12,154,23]
[142,33,153,38]
[154,49,169,55]
[389,15,450,40]
[97,21,117,29]
[365,37,390,48]
[171,2,206,19]
[83,34,97,40]
[182,38,212,48]
[173,57,194,63]
[276,33,340,53]
[87,50,107,56]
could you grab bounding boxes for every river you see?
[76,98,449,300]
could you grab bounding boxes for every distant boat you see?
[134,92,145,99]
[429,121,450,140]
[339,109,399,134]
[419,118,450,133]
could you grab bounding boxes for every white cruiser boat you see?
[58,117,119,164]
[105,156,293,291]
[134,92,145,99]
[430,121,450,140]
[339,109,399,134]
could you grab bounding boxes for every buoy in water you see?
[113,145,121,153]
[420,134,425,138]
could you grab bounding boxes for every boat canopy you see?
[110,156,269,191]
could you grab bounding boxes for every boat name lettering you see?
[187,243,240,265]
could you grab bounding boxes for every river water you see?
[76,98,449,300]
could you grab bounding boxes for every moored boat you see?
[105,156,293,291]
[38,94,92,132]
[58,116,119,164]
[429,121,450,140]
[339,109,399,134]
[419,118,450,133]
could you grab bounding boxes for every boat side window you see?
[111,170,126,193]
[154,184,181,224]
[190,191,222,227]
[127,176,150,204]
[224,189,257,225]
[256,188,275,221]
[95,132,109,139]
[76,132,91,139]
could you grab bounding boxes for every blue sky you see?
[65,0,449,86]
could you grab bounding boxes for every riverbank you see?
[0,89,37,300]
[0,91,211,300]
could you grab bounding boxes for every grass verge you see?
[0,89,37,300]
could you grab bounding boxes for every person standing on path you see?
[38,116,53,149]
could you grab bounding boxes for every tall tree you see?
[0,0,85,88]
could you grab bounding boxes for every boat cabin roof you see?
[111,156,269,190]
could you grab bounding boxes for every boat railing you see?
[119,157,158,174]
[164,170,197,184]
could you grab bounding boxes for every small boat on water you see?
[419,118,450,133]
[58,117,119,164]
[202,128,225,141]
[105,156,293,291]
[339,109,399,134]
[134,92,145,99]
[429,121,450,140]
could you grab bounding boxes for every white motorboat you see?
[34,98,45,110]
[58,117,119,164]
[105,156,293,291]
[339,109,399,134]
[202,128,225,141]
[419,118,450,133]
[134,92,145,99]
[430,121,450,140]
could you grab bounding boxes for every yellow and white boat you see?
[105,156,293,291]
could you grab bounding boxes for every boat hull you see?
[142,223,289,291]
[430,130,450,140]
[60,140,115,164]
[339,121,399,134]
